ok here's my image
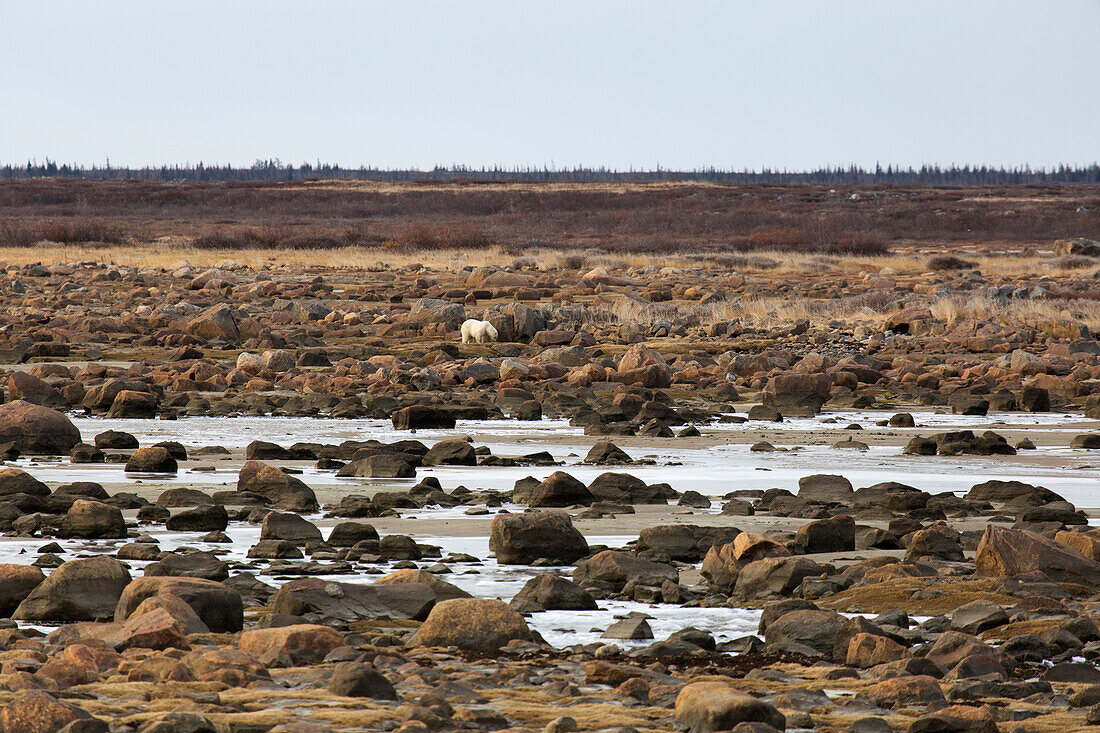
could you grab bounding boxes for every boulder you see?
[489,512,589,565]
[59,499,127,539]
[115,576,244,633]
[674,681,786,733]
[734,556,832,599]
[328,662,397,699]
[793,514,854,553]
[763,373,831,417]
[907,705,997,733]
[237,461,319,512]
[975,525,1100,586]
[573,550,678,592]
[106,390,158,418]
[950,600,1009,635]
[327,522,380,547]
[270,578,436,622]
[764,609,846,655]
[336,454,415,478]
[587,472,666,504]
[0,564,45,616]
[0,468,50,497]
[0,401,81,454]
[165,505,229,532]
[527,471,594,507]
[14,555,131,622]
[392,406,456,430]
[144,552,229,582]
[0,690,101,733]
[867,675,946,708]
[846,633,910,668]
[185,303,239,341]
[905,522,964,562]
[510,573,598,612]
[796,474,853,502]
[1055,529,1100,561]
[701,533,791,593]
[125,447,177,473]
[261,512,323,543]
[407,598,537,651]
[373,569,471,602]
[239,624,344,667]
[585,441,632,464]
[7,371,66,408]
[422,437,477,466]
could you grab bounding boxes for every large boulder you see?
[407,598,537,651]
[0,564,45,616]
[7,372,66,408]
[237,461,319,512]
[793,514,854,553]
[14,555,131,622]
[336,454,415,478]
[701,532,791,593]
[734,556,832,600]
[0,690,101,733]
[489,512,589,565]
[763,372,832,417]
[329,662,398,699]
[260,512,323,544]
[106,390,158,418]
[270,578,436,622]
[674,681,786,733]
[587,472,666,504]
[510,573,598,612]
[165,504,229,532]
[59,499,127,539]
[125,446,177,473]
[239,624,344,667]
[0,400,81,454]
[573,550,678,592]
[422,437,477,466]
[374,569,471,601]
[185,303,239,341]
[527,471,594,507]
[905,521,964,562]
[0,468,50,497]
[391,406,456,430]
[797,474,853,502]
[976,525,1100,586]
[143,552,230,582]
[115,576,244,633]
[327,522,380,547]
[764,609,846,655]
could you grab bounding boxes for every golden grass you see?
[979,618,1064,641]
[817,577,1018,615]
[929,294,1100,329]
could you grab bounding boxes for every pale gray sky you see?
[2,1,1097,170]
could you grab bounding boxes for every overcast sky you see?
[2,1,1097,170]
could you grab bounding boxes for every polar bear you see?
[461,318,499,344]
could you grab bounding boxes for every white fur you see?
[461,319,499,344]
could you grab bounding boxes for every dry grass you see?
[3,179,1096,257]
[817,577,1019,615]
[929,294,1100,330]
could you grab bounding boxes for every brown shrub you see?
[385,222,496,251]
[1045,255,1098,270]
[36,218,123,244]
[927,254,977,271]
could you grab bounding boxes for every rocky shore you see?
[0,247,1096,732]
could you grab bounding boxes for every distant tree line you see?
[2,159,1098,185]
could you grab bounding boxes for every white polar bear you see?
[461,318,499,344]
